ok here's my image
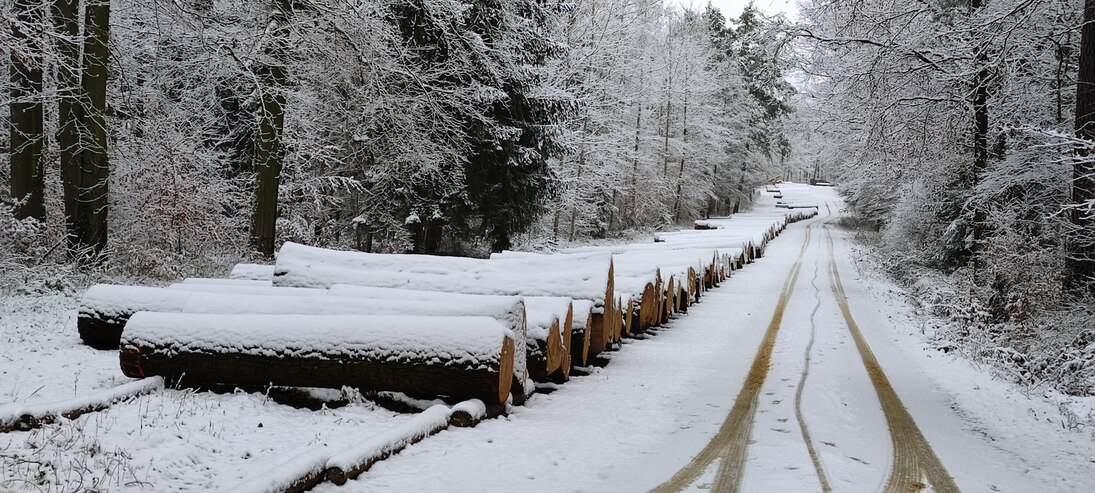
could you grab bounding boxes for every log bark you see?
[120,313,516,405]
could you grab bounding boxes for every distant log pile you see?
[76,184,817,412]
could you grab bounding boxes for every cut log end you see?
[498,336,515,406]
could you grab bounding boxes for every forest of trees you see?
[793,0,1095,395]
[1,0,793,280]
[6,0,1095,393]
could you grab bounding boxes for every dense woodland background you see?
[1,0,794,275]
[3,1,1095,400]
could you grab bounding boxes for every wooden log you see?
[275,242,615,360]
[621,295,635,337]
[178,278,270,287]
[78,285,191,349]
[226,449,330,493]
[524,297,574,382]
[448,399,505,427]
[0,377,163,433]
[525,310,562,382]
[325,404,451,485]
[165,283,327,296]
[638,281,657,331]
[78,286,529,393]
[570,300,594,367]
[120,313,516,405]
[325,285,569,385]
[662,277,676,323]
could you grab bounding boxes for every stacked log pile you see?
[76,184,817,409]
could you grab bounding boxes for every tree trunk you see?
[629,70,645,224]
[54,0,83,247]
[967,0,990,261]
[568,117,588,242]
[662,83,672,177]
[9,0,45,222]
[250,0,292,257]
[325,406,451,485]
[1072,0,1095,288]
[673,98,688,222]
[74,0,111,254]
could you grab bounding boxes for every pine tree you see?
[457,0,568,252]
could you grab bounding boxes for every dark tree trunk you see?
[1071,0,1095,287]
[54,0,83,248]
[9,0,46,222]
[965,0,991,264]
[76,0,111,254]
[673,98,688,223]
[250,0,292,257]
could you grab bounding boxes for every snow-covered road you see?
[337,186,1095,493]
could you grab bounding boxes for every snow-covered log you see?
[275,243,617,359]
[165,283,327,296]
[568,300,595,367]
[326,285,567,382]
[231,263,276,281]
[448,399,505,427]
[178,278,271,287]
[83,285,529,393]
[524,297,573,381]
[0,377,163,432]
[616,279,657,334]
[324,404,452,485]
[119,313,517,405]
[79,285,191,349]
[225,448,330,493]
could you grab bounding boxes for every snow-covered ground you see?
[2,185,1094,492]
[323,187,1095,492]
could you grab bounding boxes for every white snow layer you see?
[120,313,513,368]
[325,404,452,472]
[231,263,276,281]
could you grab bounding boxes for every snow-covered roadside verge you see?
[839,227,1095,490]
[0,292,426,492]
[843,232,1095,438]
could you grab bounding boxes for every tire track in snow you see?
[792,239,832,493]
[649,208,829,493]
[823,224,961,493]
